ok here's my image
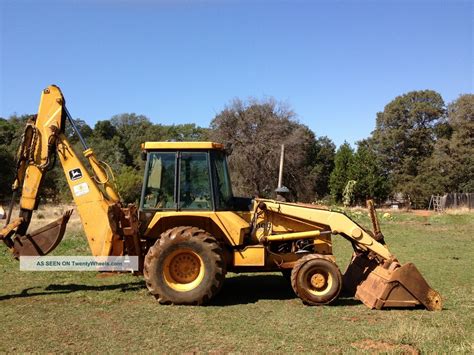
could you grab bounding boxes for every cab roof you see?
[141,141,224,150]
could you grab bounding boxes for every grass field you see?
[1,208,473,353]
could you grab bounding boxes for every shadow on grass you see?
[209,274,362,307]
[209,274,294,306]
[332,297,362,307]
[0,281,144,301]
[1,274,364,307]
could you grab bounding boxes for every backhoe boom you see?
[1,85,134,258]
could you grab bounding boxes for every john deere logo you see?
[69,168,83,181]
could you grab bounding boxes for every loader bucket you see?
[343,253,442,311]
[9,210,73,259]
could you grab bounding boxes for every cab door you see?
[140,151,214,212]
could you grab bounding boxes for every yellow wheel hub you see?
[310,273,326,289]
[163,249,205,292]
[307,269,332,296]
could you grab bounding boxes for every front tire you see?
[291,254,342,305]
[144,226,225,305]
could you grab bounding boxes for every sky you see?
[0,0,472,146]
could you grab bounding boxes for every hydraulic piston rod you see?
[261,230,332,242]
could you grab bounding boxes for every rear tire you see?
[144,226,225,305]
[291,254,342,305]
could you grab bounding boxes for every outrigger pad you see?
[11,210,73,259]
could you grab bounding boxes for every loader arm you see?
[255,199,442,311]
[256,199,394,261]
[1,85,133,258]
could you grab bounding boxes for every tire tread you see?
[144,226,225,305]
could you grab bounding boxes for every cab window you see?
[179,152,212,210]
[142,152,176,209]
[213,151,234,210]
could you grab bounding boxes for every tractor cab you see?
[140,142,238,212]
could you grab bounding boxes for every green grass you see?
[1,211,473,353]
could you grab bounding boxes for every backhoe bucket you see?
[343,253,442,311]
[3,210,73,259]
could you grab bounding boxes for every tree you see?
[93,120,117,140]
[0,148,15,199]
[209,98,316,201]
[0,118,17,198]
[66,118,92,144]
[164,124,209,142]
[0,115,31,201]
[0,117,17,146]
[350,140,390,204]
[329,142,354,203]
[115,166,143,203]
[108,114,208,169]
[308,136,335,199]
[416,94,474,197]
[445,94,474,192]
[110,113,154,167]
[370,90,446,205]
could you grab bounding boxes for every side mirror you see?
[141,151,147,161]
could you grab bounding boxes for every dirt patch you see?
[351,339,419,354]
[412,210,432,217]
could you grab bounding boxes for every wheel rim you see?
[163,249,205,292]
[306,268,333,296]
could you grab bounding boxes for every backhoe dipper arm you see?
[1,85,124,258]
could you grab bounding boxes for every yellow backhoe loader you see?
[0,85,442,310]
